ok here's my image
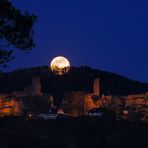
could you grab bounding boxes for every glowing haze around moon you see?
[50,56,70,75]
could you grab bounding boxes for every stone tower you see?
[31,77,42,96]
[93,78,101,96]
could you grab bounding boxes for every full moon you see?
[50,56,70,75]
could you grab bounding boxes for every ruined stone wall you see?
[24,77,42,97]
[31,77,42,96]
[62,91,84,117]
[93,78,100,96]
[0,95,22,117]
[84,94,102,114]
[21,95,52,114]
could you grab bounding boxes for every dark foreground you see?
[0,117,147,148]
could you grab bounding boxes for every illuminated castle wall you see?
[63,78,102,116]
[62,78,148,120]
[0,95,22,117]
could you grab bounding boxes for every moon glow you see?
[50,56,70,75]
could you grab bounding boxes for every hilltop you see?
[0,66,148,95]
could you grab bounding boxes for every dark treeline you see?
[0,66,148,95]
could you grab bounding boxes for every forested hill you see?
[0,66,148,95]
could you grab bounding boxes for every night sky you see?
[5,0,148,82]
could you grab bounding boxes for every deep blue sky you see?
[4,0,148,82]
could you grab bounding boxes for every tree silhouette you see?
[0,0,37,67]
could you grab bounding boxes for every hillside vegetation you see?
[0,66,148,95]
